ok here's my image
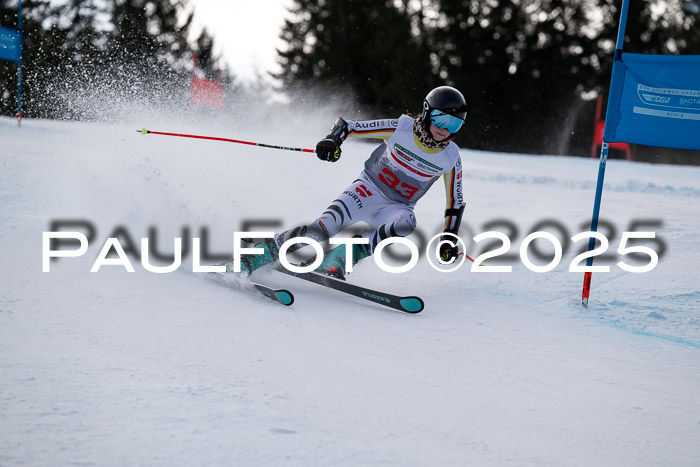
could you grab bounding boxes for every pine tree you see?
[1,0,69,117]
[0,0,238,118]
[276,0,697,157]
[276,0,433,116]
[429,0,697,154]
[108,0,193,74]
[193,28,219,81]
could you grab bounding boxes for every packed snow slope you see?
[1,114,699,466]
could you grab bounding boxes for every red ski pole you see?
[459,251,483,266]
[138,128,315,153]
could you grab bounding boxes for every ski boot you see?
[224,238,279,276]
[316,240,371,280]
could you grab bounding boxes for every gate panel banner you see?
[604,53,700,150]
[0,25,21,62]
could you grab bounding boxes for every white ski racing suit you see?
[275,114,464,253]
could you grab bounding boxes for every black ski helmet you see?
[421,86,468,136]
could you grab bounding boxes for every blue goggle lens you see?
[430,109,465,134]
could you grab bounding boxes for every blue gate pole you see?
[581,0,630,308]
[17,0,23,125]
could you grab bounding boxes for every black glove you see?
[316,138,342,162]
[316,117,349,163]
[439,237,459,264]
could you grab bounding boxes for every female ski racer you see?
[234,85,468,279]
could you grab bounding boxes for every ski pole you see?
[459,251,483,266]
[137,128,315,153]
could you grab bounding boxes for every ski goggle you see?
[430,109,465,134]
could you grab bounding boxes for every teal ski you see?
[275,267,424,313]
[252,283,294,306]
[210,272,294,306]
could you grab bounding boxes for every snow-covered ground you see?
[1,114,699,466]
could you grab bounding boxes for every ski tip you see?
[275,290,294,306]
[399,296,424,313]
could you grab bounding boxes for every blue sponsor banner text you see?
[604,52,700,150]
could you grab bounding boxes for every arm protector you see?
[438,204,465,263]
[316,117,349,162]
[443,203,465,236]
